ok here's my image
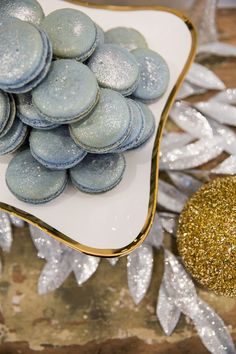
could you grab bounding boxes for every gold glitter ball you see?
[177,176,236,297]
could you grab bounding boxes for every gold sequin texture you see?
[177,176,236,297]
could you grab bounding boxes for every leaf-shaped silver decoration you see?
[158,212,178,235]
[176,81,206,100]
[167,172,202,195]
[107,258,119,266]
[0,212,12,252]
[156,277,181,336]
[198,42,236,57]
[212,155,236,175]
[211,88,236,105]
[186,63,225,90]
[195,101,236,126]
[127,245,153,305]
[170,101,213,139]
[72,252,100,286]
[193,299,236,354]
[145,213,164,249]
[160,137,224,171]
[29,225,62,260]
[9,215,24,228]
[161,132,193,155]
[208,119,236,155]
[38,253,72,295]
[157,180,188,213]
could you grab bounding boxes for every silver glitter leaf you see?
[9,215,24,227]
[167,172,202,195]
[157,180,188,213]
[145,214,164,249]
[72,252,100,286]
[107,258,119,266]
[193,299,236,354]
[127,245,153,305]
[208,119,236,155]
[156,278,181,336]
[38,254,72,295]
[170,101,213,139]
[0,212,12,252]
[161,132,193,155]
[176,81,206,99]
[160,137,224,170]
[29,225,62,260]
[212,155,236,175]
[211,88,236,105]
[158,212,178,235]
[186,63,225,90]
[198,42,236,57]
[195,101,236,126]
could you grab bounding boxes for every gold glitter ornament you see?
[177,176,236,297]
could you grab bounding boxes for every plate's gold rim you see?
[0,2,197,258]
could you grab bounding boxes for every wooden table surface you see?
[0,7,236,354]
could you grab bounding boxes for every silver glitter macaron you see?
[87,44,140,96]
[32,59,99,124]
[6,149,68,204]
[0,118,28,155]
[16,92,57,130]
[29,126,87,170]
[132,101,155,148]
[132,48,170,101]
[0,94,16,138]
[0,0,45,25]
[105,27,148,52]
[96,24,105,47]
[41,8,98,61]
[70,153,126,194]
[70,88,132,153]
[0,90,11,135]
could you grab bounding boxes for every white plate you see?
[0,0,196,257]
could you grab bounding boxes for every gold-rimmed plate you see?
[0,0,197,257]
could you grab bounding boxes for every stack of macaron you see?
[0,0,170,204]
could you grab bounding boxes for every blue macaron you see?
[132,48,170,101]
[32,59,99,124]
[87,44,140,96]
[70,88,132,153]
[0,90,11,135]
[29,126,87,170]
[0,94,16,138]
[0,0,45,25]
[6,149,68,204]
[70,153,126,194]
[105,27,148,52]
[132,101,156,148]
[0,118,28,155]
[41,8,98,61]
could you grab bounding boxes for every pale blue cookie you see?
[16,92,57,130]
[0,94,16,138]
[0,18,45,89]
[42,8,98,61]
[30,126,87,170]
[96,25,105,47]
[32,59,99,124]
[132,101,155,148]
[87,44,140,96]
[132,48,170,101]
[0,90,11,135]
[70,153,125,194]
[0,118,28,155]
[6,149,68,204]
[0,0,45,25]
[105,27,148,52]
[70,88,132,153]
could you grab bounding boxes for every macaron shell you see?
[132,101,155,148]
[70,153,125,194]
[0,118,28,155]
[0,90,10,133]
[132,48,170,101]
[29,126,87,170]
[0,94,16,138]
[105,27,148,51]
[0,0,45,25]
[41,8,97,61]
[6,149,68,204]
[32,59,99,123]
[87,44,140,96]
[70,88,132,153]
